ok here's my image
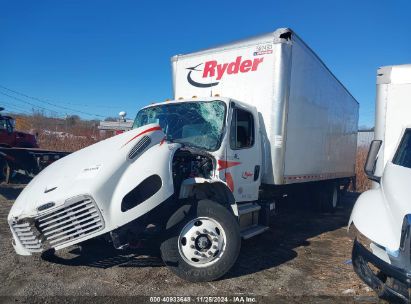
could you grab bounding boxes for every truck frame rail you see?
[0,147,70,183]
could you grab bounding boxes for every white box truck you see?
[349,64,411,302]
[8,28,358,282]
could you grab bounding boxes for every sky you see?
[0,0,410,127]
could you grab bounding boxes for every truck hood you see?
[350,162,411,250]
[8,124,171,222]
[15,131,38,147]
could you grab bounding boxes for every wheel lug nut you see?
[194,251,199,255]
[212,245,217,249]
[196,231,200,235]
[203,229,208,233]
[202,254,207,258]
[213,238,218,242]
[208,251,213,255]
[190,245,195,249]
[191,237,195,241]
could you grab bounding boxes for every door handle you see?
[254,165,260,181]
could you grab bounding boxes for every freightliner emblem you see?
[37,202,55,212]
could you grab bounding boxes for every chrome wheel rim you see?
[178,217,226,267]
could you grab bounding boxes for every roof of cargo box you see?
[377,64,411,85]
[172,27,358,105]
[171,28,292,60]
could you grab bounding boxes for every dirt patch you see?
[0,186,376,302]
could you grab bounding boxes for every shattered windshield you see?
[133,100,226,151]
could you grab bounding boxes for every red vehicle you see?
[0,113,38,148]
[0,109,69,183]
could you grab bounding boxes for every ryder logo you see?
[186,56,264,88]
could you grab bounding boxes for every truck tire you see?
[0,158,11,184]
[160,199,241,282]
[319,182,339,213]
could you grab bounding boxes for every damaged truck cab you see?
[9,97,263,281]
[349,64,411,302]
[8,28,358,282]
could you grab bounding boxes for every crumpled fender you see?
[349,187,398,251]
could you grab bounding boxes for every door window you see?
[0,118,7,131]
[6,120,13,133]
[230,108,254,149]
[393,129,411,169]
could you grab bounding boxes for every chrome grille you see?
[36,196,104,248]
[11,195,104,252]
[11,222,42,252]
[128,136,151,159]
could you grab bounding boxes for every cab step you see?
[238,202,261,215]
[240,225,269,240]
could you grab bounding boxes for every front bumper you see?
[9,195,105,255]
[352,239,411,303]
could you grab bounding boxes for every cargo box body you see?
[374,64,411,177]
[172,28,358,185]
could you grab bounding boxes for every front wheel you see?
[160,199,241,282]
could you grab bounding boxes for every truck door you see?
[384,128,411,203]
[0,117,13,147]
[224,104,261,202]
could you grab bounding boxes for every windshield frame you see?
[393,128,411,169]
[133,99,228,152]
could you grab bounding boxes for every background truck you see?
[0,110,38,148]
[350,64,411,302]
[8,28,358,282]
[0,109,69,183]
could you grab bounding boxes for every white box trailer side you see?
[172,28,358,185]
[374,64,411,177]
[283,34,358,184]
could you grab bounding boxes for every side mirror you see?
[364,140,382,183]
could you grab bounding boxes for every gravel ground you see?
[0,184,378,303]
